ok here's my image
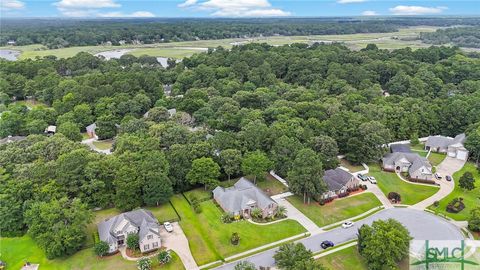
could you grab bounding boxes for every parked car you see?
[446,175,452,182]
[342,221,354,229]
[357,173,367,181]
[321,240,335,249]
[435,173,442,180]
[368,176,377,184]
[164,222,174,232]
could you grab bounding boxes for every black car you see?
[321,240,335,249]
[446,175,452,182]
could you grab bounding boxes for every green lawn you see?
[287,192,382,227]
[92,140,114,150]
[411,149,428,157]
[339,158,365,172]
[184,187,212,202]
[428,162,480,221]
[370,164,439,205]
[316,245,368,270]
[258,174,288,196]
[171,195,306,265]
[428,152,446,166]
[129,48,203,58]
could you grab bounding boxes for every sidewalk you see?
[274,197,323,234]
[364,183,393,209]
[313,241,357,259]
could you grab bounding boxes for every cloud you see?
[98,11,155,17]
[362,10,378,16]
[179,0,291,17]
[389,5,447,15]
[54,0,120,9]
[1,0,25,10]
[337,0,366,4]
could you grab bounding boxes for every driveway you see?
[410,156,465,210]
[159,222,199,270]
[274,197,323,234]
[212,208,464,270]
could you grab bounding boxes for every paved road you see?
[213,208,464,270]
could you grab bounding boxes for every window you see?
[147,235,153,240]
[144,244,150,250]
[153,242,158,248]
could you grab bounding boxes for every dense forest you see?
[2,17,480,48]
[1,43,480,258]
[421,27,480,48]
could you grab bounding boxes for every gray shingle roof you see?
[213,177,276,213]
[97,209,160,245]
[390,143,411,153]
[382,152,431,175]
[426,136,453,148]
[323,168,353,191]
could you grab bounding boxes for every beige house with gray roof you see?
[425,133,468,160]
[382,152,433,181]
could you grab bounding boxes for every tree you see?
[187,157,221,189]
[459,172,475,190]
[73,103,94,129]
[94,241,109,257]
[468,207,480,232]
[357,219,412,270]
[220,149,242,180]
[234,261,256,270]
[96,114,117,140]
[146,106,170,122]
[241,150,273,183]
[310,135,339,170]
[142,173,173,206]
[274,243,316,270]
[346,121,390,164]
[271,135,302,176]
[24,197,92,259]
[288,149,325,204]
[58,121,82,141]
[157,250,172,264]
[465,124,480,165]
[127,233,140,250]
[137,257,152,270]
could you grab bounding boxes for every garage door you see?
[457,150,468,160]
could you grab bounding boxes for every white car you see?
[164,222,174,233]
[342,221,354,229]
[368,176,377,184]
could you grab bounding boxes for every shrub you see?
[234,261,256,270]
[275,205,287,218]
[127,233,140,250]
[137,257,152,270]
[433,200,440,207]
[459,172,475,190]
[221,213,234,223]
[231,232,240,245]
[468,207,480,232]
[446,198,465,213]
[387,192,401,203]
[94,241,109,257]
[157,250,172,265]
[251,208,262,219]
[190,196,202,213]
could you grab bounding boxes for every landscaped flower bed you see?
[446,198,465,213]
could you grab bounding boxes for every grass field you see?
[411,149,428,157]
[287,192,382,227]
[92,140,114,150]
[1,26,441,61]
[170,194,306,265]
[339,158,365,172]
[370,164,439,205]
[428,152,446,166]
[428,162,480,221]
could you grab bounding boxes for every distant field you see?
[0,26,443,61]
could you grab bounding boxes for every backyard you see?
[0,235,184,270]
[370,164,439,205]
[92,140,114,150]
[287,192,382,227]
[428,162,480,221]
[427,152,446,166]
[339,158,365,173]
[170,194,306,265]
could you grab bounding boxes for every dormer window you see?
[147,235,153,240]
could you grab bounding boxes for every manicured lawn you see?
[184,187,212,202]
[316,245,368,270]
[370,164,439,205]
[339,158,365,172]
[258,174,288,195]
[92,140,114,150]
[287,192,382,227]
[411,149,428,157]
[410,143,426,151]
[428,162,480,221]
[170,195,306,265]
[427,152,446,166]
[145,203,180,223]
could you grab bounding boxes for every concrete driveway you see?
[212,208,464,270]
[274,197,323,234]
[410,156,465,210]
[159,222,199,270]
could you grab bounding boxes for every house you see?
[44,125,56,135]
[213,177,278,218]
[425,133,468,160]
[97,209,161,254]
[163,84,172,96]
[86,123,97,138]
[321,168,359,199]
[0,135,26,145]
[390,143,411,153]
[7,40,16,46]
[382,152,433,181]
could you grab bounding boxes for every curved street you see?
[213,208,465,270]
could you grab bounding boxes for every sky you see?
[0,0,478,18]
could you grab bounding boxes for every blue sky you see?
[1,1,478,18]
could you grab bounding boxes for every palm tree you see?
[276,205,287,218]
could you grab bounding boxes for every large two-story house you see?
[97,209,161,253]
[213,177,278,218]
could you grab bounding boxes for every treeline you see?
[1,43,480,258]
[2,17,480,48]
[421,27,480,48]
